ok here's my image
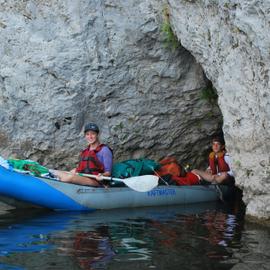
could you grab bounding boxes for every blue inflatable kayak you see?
[0,166,230,211]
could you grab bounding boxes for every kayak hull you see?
[0,166,230,211]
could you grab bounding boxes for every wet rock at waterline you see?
[168,0,270,219]
[0,0,222,170]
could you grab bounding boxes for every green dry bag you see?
[112,159,160,178]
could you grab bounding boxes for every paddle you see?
[77,173,159,192]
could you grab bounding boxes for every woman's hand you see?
[95,173,104,181]
[70,168,76,174]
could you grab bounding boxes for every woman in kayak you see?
[191,137,234,184]
[53,123,113,186]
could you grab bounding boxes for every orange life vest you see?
[76,144,105,175]
[208,151,230,175]
[171,172,200,185]
[155,157,185,177]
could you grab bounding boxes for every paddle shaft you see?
[151,169,169,186]
[77,173,122,182]
[54,170,158,192]
[77,172,159,192]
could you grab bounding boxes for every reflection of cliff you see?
[231,222,270,270]
[147,210,239,266]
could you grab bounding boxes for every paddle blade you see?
[122,175,159,192]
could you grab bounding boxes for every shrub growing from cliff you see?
[161,6,180,50]
[200,83,218,104]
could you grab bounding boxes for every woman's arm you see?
[101,146,113,176]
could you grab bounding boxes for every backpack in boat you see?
[8,159,49,177]
[112,159,160,178]
[155,157,186,178]
[111,159,160,187]
[171,172,200,185]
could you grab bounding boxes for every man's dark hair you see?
[212,136,225,145]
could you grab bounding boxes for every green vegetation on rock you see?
[200,83,218,104]
[161,6,180,50]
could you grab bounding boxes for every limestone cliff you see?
[0,1,221,168]
[2,0,268,220]
[168,0,270,219]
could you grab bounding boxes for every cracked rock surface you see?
[0,0,222,171]
[169,0,270,219]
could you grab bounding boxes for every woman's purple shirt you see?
[96,146,113,173]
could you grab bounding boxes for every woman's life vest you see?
[76,144,105,174]
[208,151,230,175]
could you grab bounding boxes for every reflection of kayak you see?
[0,202,223,257]
[0,210,70,255]
[0,166,232,211]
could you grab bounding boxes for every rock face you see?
[168,0,270,219]
[0,0,269,220]
[0,1,222,169]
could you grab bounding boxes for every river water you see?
[0,199,269,270]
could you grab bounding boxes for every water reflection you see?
[0,202,263,270]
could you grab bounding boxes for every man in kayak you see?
[191,137,234,184]
[53,123,113,186]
